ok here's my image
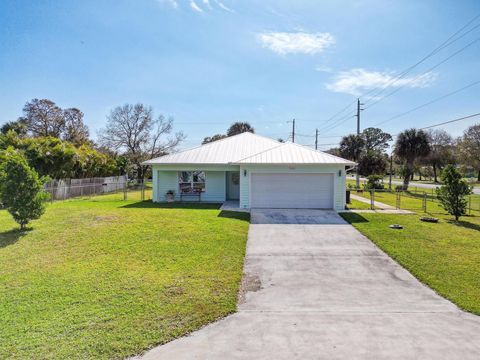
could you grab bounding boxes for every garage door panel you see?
[251,173,333,209]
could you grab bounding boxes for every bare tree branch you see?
[98,103,184,179]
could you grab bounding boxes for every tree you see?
[0,133,119,179]
[325,147,341,157]
[394,128,431,189]
[457,124,480,181]
[0,148,49,229]
[425,129,454,183]
[21,137,78,179]
[357,150,387,176]
[436,165,472,221]
[21,99,64,137]
[1,119,28,136]
[98,103,184,179]
[339,134,365,162]
[202,134,227,144]
[62,108,90,146]
[361,127,392,152]
[226,122,254,136]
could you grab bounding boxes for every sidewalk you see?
[346,194,413,214]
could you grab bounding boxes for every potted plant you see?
[165,190,175,202]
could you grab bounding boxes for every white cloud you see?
[190,0,203,12]
[214,0,234,12]
[157,0,234,13]
[326,68,437,96]
[257,32,335,55]
[314,65,333,73]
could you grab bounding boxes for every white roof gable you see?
[144,132,354,165]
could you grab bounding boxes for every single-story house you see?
[144,132,355,210]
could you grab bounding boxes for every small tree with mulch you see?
[436,165,472,221]
[0,148,50,229]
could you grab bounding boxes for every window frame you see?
[178,171,206,193]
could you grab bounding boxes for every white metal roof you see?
[143,132,355,165]
[234,142,356,165]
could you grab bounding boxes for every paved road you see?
[137,209,480,359]
[355,176,480,195]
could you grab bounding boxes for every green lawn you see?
[346,198,375,210]
[0,197,250,359]
[341,207,480,315]
[352,188,480,214]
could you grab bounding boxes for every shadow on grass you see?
[121,201,222,210]
[339,212,369,223]
[447,219,480,232]
[0,228,29,248]
[218,210,250,222]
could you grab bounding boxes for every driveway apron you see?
[138,209,480,359]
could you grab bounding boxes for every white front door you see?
[250,173,334,209]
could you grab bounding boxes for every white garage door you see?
[250,173,334,209]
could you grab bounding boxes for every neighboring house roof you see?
[143,132,355,165]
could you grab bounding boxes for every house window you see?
[179,171,206,193]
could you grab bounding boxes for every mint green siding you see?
[153,167,228,202]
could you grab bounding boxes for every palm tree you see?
[340,134,365,188]
[394,128,431,189]
[339,134,365,162]
[226,122,254,136]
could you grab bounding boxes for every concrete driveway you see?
[138,209,480,359]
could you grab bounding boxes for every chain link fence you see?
[350,187,480,215]
[43,176,153,202]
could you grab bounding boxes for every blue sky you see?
[1,0,479,149]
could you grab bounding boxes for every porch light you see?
[243,169,247,177]
[338,169,342,177]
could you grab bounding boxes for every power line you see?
[317,14,480,135]
[419,112,480,130]
[317,112,356,133]
[362,13,480,104]
[364,36,480,110]
[318,99,358,128]
[372,79,480,127]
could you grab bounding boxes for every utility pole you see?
[287,119,296,143]
[388,155,393,190]
[356,98,362,135]
[292,119,295,143]
[315,128,318,150]
[355,98,364,189]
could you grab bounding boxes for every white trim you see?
[249,171,335,209]
[177,171,207,194]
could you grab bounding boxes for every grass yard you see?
[346,198,376,210]
[341,206,480,315]
[352,188,480,214]
[0,196,250,359]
